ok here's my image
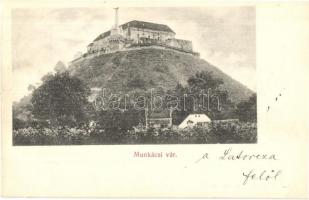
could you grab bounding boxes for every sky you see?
[12,6,256,101]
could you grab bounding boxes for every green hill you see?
[68,48,254,103]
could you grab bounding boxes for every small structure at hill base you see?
[146,109,173,129]
[70,8,199,65]
[178,114,211,129]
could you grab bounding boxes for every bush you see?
[13,127,91,145]
[12,121,257,145]
[209,121,257,143]
[13,117,27,130]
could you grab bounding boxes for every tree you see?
[187,71,224,92]
[54,61,67,74]
[235,94,257,122]
[31,72,91,127]
[41,72,54,82]
[171,71,235,122]
[94,90,147,133]
[12,94,34,129]
[27,84,36,92]
[96,109,144,132]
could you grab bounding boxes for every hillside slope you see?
[69,48,254,103]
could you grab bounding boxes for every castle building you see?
[71,8,198,64]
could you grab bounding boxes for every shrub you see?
[13,127,91,145]
[209,121,257,143]
[12,121,257,145]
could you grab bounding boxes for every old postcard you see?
[1,0,308,198]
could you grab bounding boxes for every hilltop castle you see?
[71,8,199,64]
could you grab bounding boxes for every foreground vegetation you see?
[13,121,257,145]
[13,67,257,145]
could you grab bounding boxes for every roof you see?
[148,110,171,119]
[92,20,175,42]
[121,20,175,34]
[178,114,211,129]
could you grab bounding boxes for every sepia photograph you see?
[12,6,257,145]
[0,0,309,199]
[2,1,309,198]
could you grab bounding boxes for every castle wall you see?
[83,22,198,61]
[123,27,175,43]
[108,39,125,52]
[70,44,199,66]
[165,38,193,52]
[88,37,110,53]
